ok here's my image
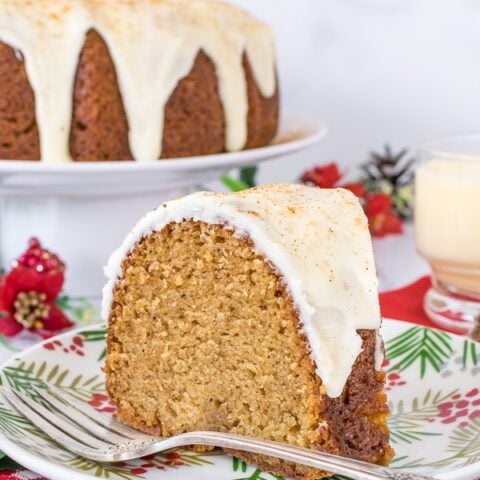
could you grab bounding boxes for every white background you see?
[231,0,480,183]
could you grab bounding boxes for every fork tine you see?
[3,389,110,450]
[0,389,100,458]
[32,387,128,445]
[46,385,155,440]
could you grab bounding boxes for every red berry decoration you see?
[301,163,342,188]
[436,388,480,427]
[0,238,73,337]
[14,237,65,274]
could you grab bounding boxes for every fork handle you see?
[131,431,436,480]
[386,475,437,480]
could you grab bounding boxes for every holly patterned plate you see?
[0,319,478,480]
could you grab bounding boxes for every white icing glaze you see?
[0,0,276,163]
[102,184,383,398]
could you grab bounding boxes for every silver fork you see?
[0,385,435,480]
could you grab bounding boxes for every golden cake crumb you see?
[105,221,393,480]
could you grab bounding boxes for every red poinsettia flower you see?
[342,182,367,198]
[366,192,392,216]
[365,193,403,237]
[0,239,73,337]
[301,163,342,188]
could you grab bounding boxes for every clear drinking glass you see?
[416,135,480,333]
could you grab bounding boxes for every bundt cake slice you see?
[102,184,393,480]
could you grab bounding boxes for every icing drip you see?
[102,184,383,398]
[0,0,276,163]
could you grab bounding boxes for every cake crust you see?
[161,51,226,158]
[0,41,40,160]
[70,30,133,162]
[105,221,393,480]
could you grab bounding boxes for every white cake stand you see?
[0,115,326,297]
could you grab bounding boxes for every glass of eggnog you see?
[416,135,480,332]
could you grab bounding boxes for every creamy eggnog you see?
[416,158,480,298]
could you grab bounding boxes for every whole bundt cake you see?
[102,184,393,480]
[0,0,279,162]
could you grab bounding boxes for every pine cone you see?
[361,145,416,219]
[361,145,415,187]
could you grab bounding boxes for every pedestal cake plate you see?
[0,115,325,297]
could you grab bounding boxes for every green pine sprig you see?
[447,418,480,465]
[56,295,98,325]
[81,327,107,361]
[0,360,104,401]
[385,326,453,378]
[69,457,145,480]
[462,339,479,368]
[0,333,20,353]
